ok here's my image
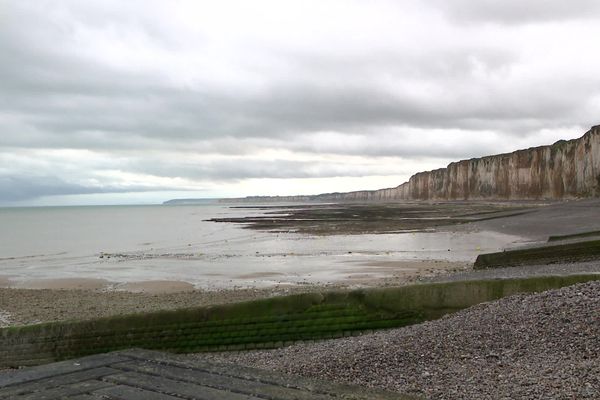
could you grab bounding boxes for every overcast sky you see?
[1,0,599,206]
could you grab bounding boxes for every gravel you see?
[0,286,323,327]
[193,280,600,400]
[426,260,600,283]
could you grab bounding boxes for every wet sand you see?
[0,277,196,292]
[112,280,196,293]
[450,198,600,241]
[6,278,110,290]
[0,201,529,290]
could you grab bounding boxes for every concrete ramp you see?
[0,349,412,399]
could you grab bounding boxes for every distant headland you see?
[162,198,218,205]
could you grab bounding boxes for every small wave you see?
[0,310,12,328]
[98,252,205,261]
[0,251,68,261]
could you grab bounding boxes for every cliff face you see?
[224,125,600,203]
[396,125,600,200]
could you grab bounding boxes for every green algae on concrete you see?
[474,239,600,269]
[2,274,599,367]
[548,230,600,242]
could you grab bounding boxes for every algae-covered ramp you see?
[2,275,599,368]
[474,239,600,269]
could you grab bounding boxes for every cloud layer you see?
[1,0,599,204]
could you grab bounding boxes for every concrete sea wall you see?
[474,239,600,269]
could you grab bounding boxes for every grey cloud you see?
[433,0,600,24]
[0,176,92,202]
[128,158,409,182]
[0,175,177,202]
[1,1,595,155]
[1,1,600,204]
[3,69,593,153]
[287,135,495,160]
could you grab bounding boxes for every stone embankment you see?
[225,125,600,202]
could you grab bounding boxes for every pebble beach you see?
[195,279,600,400]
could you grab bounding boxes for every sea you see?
[0,203,523,289]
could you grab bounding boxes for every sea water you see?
[0,204,523,289]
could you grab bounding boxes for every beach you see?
[0,201,529,328]
[2,199,599,329]
[3,4,600,397]
[2,199,600,399]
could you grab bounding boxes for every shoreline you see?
[3,198,600,329]
[0,228,523,291]
[0,277,197,292]
[3,257,600,330]
[0,259,469,292]
[0,259,469,328]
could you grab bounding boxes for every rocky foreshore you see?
[195,280,600,400]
